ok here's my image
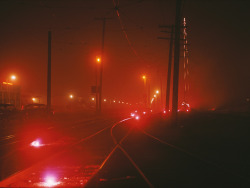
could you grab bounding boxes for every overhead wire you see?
[112,0,144,61]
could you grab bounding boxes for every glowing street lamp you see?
[10,75,16,81]
[69,94,74,99]
[96,57,101,64]
[95,56,102,113]
[156,90,159,94]
[5,75,17,104]
[142,75,147,107]
[142,75,147,88]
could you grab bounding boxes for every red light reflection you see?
[43,176,60,187]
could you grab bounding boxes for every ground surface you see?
[0,110,249,187]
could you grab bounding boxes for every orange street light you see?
[156,90,159,94]
[69,94,74,99]
[142,75,146,80]
[96,57,101,63]
[10,75,16,81]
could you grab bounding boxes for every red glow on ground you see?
[43,176,60,187]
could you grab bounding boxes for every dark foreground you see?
[0,110,250,187]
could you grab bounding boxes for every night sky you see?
[0,0,249,109]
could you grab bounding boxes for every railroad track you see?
[0,116,118,185]
[85,117,154,188]
[0,115,155,187]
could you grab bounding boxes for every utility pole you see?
[157,25,174,112]
[160,74,163,109]
[172,0,182,118]
[47,30,51,110]
[95,17,111,114]
[99,18,105,114]
[148,80,150,108]
[166,25,174,112]
[95,65,99,113]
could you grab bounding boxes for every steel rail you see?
[86,117,154,188]
[0,118,117,186]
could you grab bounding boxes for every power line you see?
[112,0,144,62]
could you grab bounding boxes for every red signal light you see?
[30,140,41,147]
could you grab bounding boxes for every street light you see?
[142,74,150,108]
[96,57,101,63]
[69,94,74,99]
[142,75,147,107]
[156,90,159,94]
[95,57,101,113]
[32,97,36,103]
[10,75,16,81]
[6,74,17,104]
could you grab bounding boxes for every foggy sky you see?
[0,0,249,109]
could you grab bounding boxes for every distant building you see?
[0,82,21,108]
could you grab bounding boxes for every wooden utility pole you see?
[95,17,111,113]
[47,31,51,110]
[166,25,174,112]
[96,65,99,113]
[99,18,106,114]
[172,0,182,118]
